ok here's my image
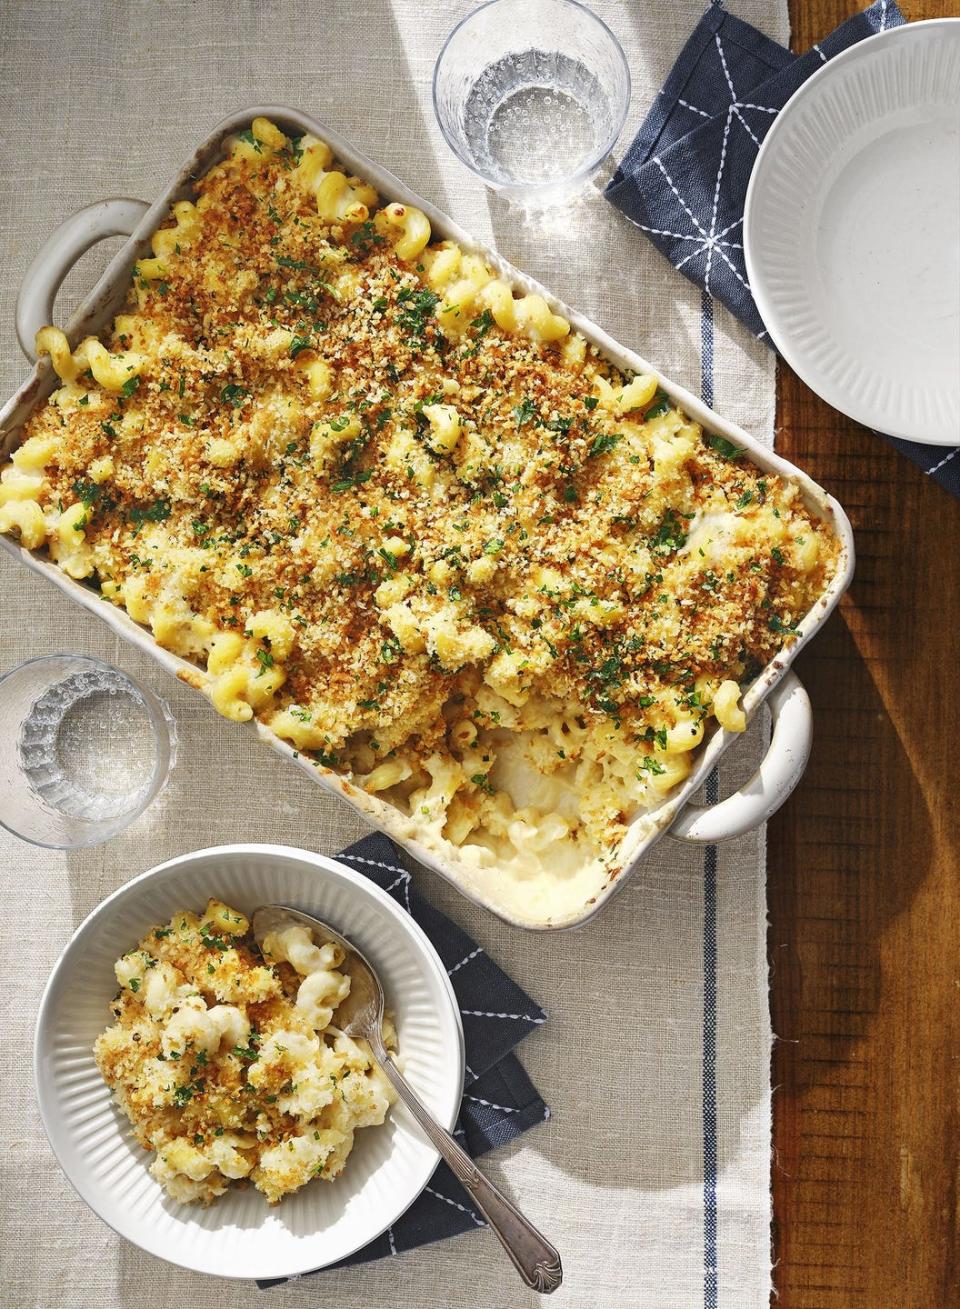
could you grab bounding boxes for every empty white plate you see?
[34,844,465,1280]
[745,19,960,446]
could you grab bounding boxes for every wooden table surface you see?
[769,2,960,1304]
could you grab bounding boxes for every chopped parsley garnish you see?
[706,433,742,461]
[220,382,250,406]
[586,650,627,715]
[72,479,104,511]
[255,648,275,677]
[120,375,140,398]
[350,220,386,256]
[199,921,231,951]
[643,389,671,420]
[768,614,799,635]
[289,334,312,358]
[471,308,495,337]
[128,498,171,531]
[471,773,495,795]
[278,137,304,169]
[395,287,439,350]
[331,469,373,493]
[380,635,402,663]
[589,431,620,458]
[649,510,688,554]
[512,398,537,428]
[128,978,140,993]
[638,756,667,776]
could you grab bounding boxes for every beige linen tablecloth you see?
[0,2,787,1305]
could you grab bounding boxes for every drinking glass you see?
[433,0,631,204]
[0,654,177,848]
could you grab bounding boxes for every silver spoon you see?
[252,904,562,1293]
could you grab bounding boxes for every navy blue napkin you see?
[606,1,960,495]
[258,831,548,1288]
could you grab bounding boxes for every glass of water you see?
[433,0,630,203]
[0,654,176,849]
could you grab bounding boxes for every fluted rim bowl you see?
[745,18,960,446]
[33,844,465,1280]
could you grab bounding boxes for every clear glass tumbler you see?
[0,654,177,849]
[433,0,630,204]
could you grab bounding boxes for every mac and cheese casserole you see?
[1,117,839,915]
[93,899,397,1205]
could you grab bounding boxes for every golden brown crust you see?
[3,121,839,869]
[93,900,396,1206]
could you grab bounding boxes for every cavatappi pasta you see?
[93,899,397,1206]
[1,117,838,905]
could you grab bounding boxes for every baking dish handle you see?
[16,197,150,362]
[669,670,812,844]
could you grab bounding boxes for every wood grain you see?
[770,2,960,1305]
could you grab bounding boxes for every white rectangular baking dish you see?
[0,106,855,930]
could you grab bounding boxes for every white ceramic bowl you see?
[745,18,960,446]
[34,844,465,1281]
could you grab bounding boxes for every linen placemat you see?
[0,3,784,1306]
[607,0,960,495]
[257,829,549,1288]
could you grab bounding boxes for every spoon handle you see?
[375,1050,562,1293]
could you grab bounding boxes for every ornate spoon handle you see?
[375,1050,562,1293]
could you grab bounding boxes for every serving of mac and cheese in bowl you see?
[0,108,854,929]
[34,845,464,1280]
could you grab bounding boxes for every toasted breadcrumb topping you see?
[2,118,839,874]
[93,899,396,1206]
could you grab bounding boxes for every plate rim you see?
[744,16,960,447]
[33,842,466,1281]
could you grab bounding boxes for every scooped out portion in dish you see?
[0,116,840,920]
[93,899,398,1206]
